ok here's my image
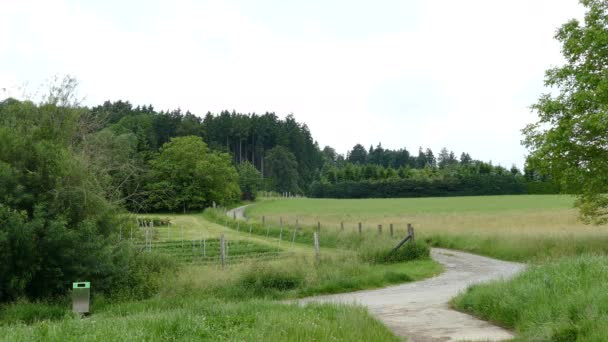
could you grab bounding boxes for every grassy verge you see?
[0,298,398,341]
[451,255,608,341]
[0,212,442,341]
[245,196,608,261]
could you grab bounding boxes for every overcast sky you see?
[0,0,585,168]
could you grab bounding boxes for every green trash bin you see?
[72,282,90,314]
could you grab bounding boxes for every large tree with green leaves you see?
[523,0,608,224]
[264,146,299,194]
[0,96,158,301]
[147,136,240,212]
[237,162,262,200]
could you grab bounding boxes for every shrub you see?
[361,242,430,264]
[239,263,305,295]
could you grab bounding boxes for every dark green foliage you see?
[146,136,240,212]
[264,146,300,194]
[309,175,531,198]
[0,98,172,302]
[237,162,262,200]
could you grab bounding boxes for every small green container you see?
[72,282,90,314]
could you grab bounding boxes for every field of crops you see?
[246,195,608,261]
[142,239,283,264]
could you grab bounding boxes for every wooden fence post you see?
[407,224,415,243]
[313,232,320,264]
[358,222,362,234]
[317,221,321,232]
[233,211,236,220]
[341,222,344,231]
[279,217,283,244]
[220,234,226,269]
[378,224,382,235]
[390,223,394,238]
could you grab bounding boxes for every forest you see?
[80,100,559,203]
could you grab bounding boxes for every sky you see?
[0,0,585,168]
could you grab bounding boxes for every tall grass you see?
[0,299,399,341]
[204,208,430,263]
[246,196,608,261]
[451,255,608,341]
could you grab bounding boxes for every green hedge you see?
[309,176,558,198]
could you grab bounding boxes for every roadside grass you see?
[451,255,608,341]
[0,298,398,342]
[0,211,442,340]
[245,195,608,261]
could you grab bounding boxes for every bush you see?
[361,242,430,264]
[239,263,305,295]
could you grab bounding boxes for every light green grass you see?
[451,255,608,341]
[247,195,608,261]
[0,212,442,340]
[0,298,398,341]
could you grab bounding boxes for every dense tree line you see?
[312,147,558,198]
[91,101,323,199]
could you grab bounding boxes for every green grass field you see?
[247,195,608,261]
[247,195,608,340]
[0,211,442,341]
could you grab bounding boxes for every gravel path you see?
[227,205,525,341]
[298,248,524,341]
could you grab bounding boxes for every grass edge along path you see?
[245,196,608,262]
[451,254,608,341]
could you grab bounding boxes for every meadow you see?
[247,195,608,340]
[0,212,440,341]
[246,195,608,261]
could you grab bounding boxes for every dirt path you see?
[227,204,249,220]
[298,248,524,341]
[228,204,525,341]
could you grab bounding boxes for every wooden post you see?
[340,222,344,231]
[407,224,415,243]
[203,238,207,257]
[378,224,382,235]
[167,222,170,240]
[279,217,283,244]
[130,226,133,241]
[317,221,321,232]
[220,234,226,269]
[237,221,240,233]
[291,225,297,245]
[181,225,184,249]
[262,216,266,226]
[358,222,362,234]
[233,211,236,220]
[249,224,252,235]
[313,232,320,264]
[390,223,394,237]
